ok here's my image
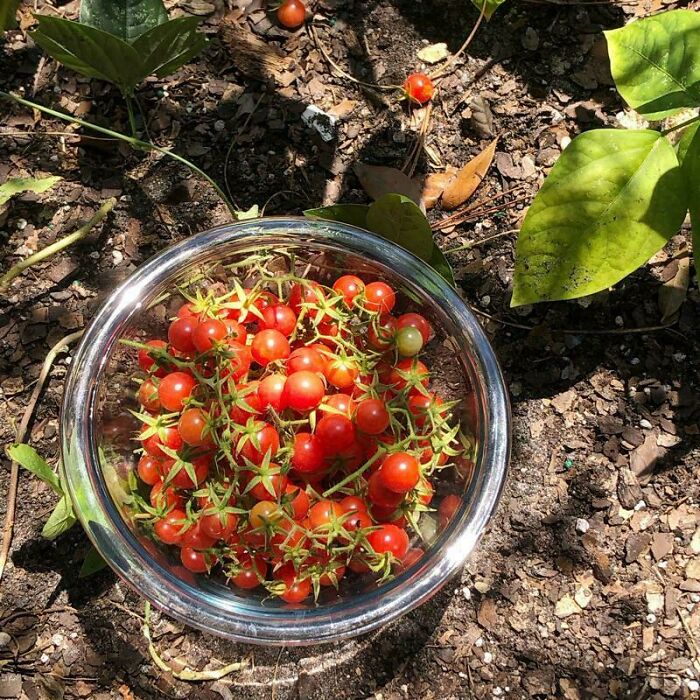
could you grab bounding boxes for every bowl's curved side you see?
[61,218,511,645]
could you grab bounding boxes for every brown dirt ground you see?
[2,0,700,698]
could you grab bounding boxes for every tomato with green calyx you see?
[396,326,423,357]
[284,370,325,412]
[333,275,364,306]
[178,408,212,447]
[354,398,390,435]
[158,372,196,412]
[193,318,228,353]
[403,73,434,105]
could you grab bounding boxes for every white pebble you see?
[482,295,491,306]
[493,688,503,697]
[483,651,493,664]
[575,518,590,534]
[214,120,225,132]
[40,653,50,664]
[630,357,640,366]
[112,250,124,265]
[462,586,472,601]
[634,500,646,511]
[51,633,63,646]
[475,637,484,648]
[615,316,624,326]
[646,614,656,624]
[640,419,652,429]
[691,594,700,603]
[687,680,699,692]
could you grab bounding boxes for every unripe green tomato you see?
[396,326,423,357]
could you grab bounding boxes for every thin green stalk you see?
[0,91,237,219]
[125,94,138,139]
[443,229,518,255]
[0,198,116,294]
[662,114,700,136]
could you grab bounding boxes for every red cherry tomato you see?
[259,304,297,336]
[230,554,267,589]
[238,423,280,464]
[142,426,183,458]
[320,392,355,417]
[250,471,288,501]
[158,372,196,412]
[170,456,210,489]
[363,282,396,314]
[288,347,326,374]
[332,275,364,306]
[168,316,197,353]
[367,471,404,508]
[200,511,238,540]
[137,455,162,485]
[388,359,430,392]
[324,357,359,390]
[289,281,324,318]
[153,509,187,545]
[403,73,434,105]
[368,314,398,351]
[150,481,184,510]
[138,378,161,413]
[276,0,306,29]
[285,483,311,519]
[180,547,215,573]
[438,494,461,529]
[397,312,432,343]
[251,329,291,366]
[223,340,252,380]
[178,408,212,446]
[284,370,325,412]
[308,500,344,531]
[274,563,312,603]
[192,318,228,353]
[291,432,326,476]
[258,373,288,413]
[354,398,390,435]
[367,524,409,560]
[315,414,356,455]
[378,452,420,493]
[138,339,168,377]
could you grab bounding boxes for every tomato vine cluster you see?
[126,256,470,604]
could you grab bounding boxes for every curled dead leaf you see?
[417,43,449,64]
[421,167,457,210]
[441,138,498,210]
[658,252,689,322]
[353,162,422,206]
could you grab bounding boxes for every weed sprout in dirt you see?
[106,248,477,604]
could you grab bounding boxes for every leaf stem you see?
[0,197,116,294]
[661,114,700,136]
[0,91,237,219]
[125,94,138,139]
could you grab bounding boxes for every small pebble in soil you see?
[646,614,656,624]
[483,651,493,664]
[640,419,652,429]
[575,518,590,534]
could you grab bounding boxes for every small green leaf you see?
[604,10,700,120]
[7,443,63,494]
[678,122,700,271]
[131,16,206,79]
[304,204,369,229]
[366,194,435,260]
[471,0,507,20]
[31,16,144,93]
[512,129,686,306]
[42,495,77,540]
[0,0,21,32]
[428,246,456,286]
[235,204,260,221]
[0,175,62,207]
[79,546,108,577]
[80,0,168,42]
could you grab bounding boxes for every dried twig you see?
[0,330,84,584]
[402,103,433,177]
[0,130,118,141]
[0,198,116,294]
[142,602,249,681]
[443,229,518,254]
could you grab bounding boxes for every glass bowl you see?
[60,217,510,645]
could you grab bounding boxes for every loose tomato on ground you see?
[403,73,434,105]
[276,0,306,29]
[229,554,267,589]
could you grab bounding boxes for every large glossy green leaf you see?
[605,10,700,120]
[80,0,167,41]
[678,122,700,272]
[428,246,455,286]
[366,194,435,260]
[471,0,507,20]
[7,443,63,494]
[0,0,21,32]
[31,16,144,93]
[42,495,77,540]
[304,204,369,229]
[132,17,206,79]
[512,129,686,306]
[0,175,61,207]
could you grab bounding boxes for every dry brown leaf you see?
[353,162,422,205]
[417,43,449,64]
[658,252,690,322]
[421,167,457,210]
[441,138,498,210]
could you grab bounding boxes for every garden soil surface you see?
[2,0,700,698]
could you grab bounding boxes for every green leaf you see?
[604,10,700,120]
[131,16,206,79]
[0,175,62,207]
[79,546,108,577]
[366,194,435,260]
[42,495,77,540]
[678,122,700,272]
[303,204,369,229]
[235,204,260,221]
[7,443,63,495]
[80,0,168,42]
[428,246,456,286]
[31,16,144,93]
[471,0,507,20]
[512,129,686,306]
[0,0,21,32]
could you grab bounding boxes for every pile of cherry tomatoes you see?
[128,260,468,603]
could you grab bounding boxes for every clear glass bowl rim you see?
[60,217,510,646]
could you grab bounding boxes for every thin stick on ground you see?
[443,229,518,254]
[429,2,486,81]
[0,198,116,294]
[0,131,119,141]
[0,330,84,585]
[142,602,249,681]
[402,103,433,177]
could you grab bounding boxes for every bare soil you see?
[1,0,700,698]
